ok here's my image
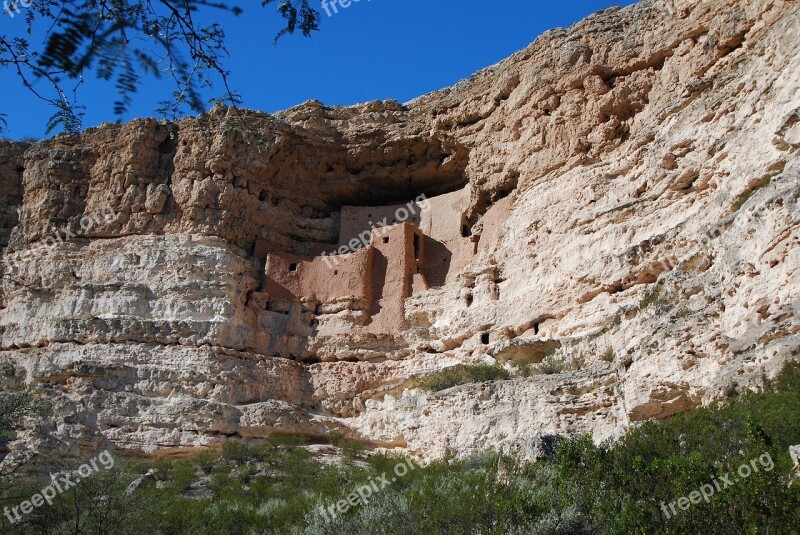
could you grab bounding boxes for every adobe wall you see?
[261,222,425,335]
[366,223,423,334]
[339,201,425,247]
[414,189,513,290]
[259,187,481,332]
[418,235,476,290]
[262,247,373,306]
[338,186,469,248]
[255,238,346,263]
[410,187,475,290]
[418,187,470,244]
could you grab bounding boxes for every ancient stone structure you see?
[253,187,487,341]
[0,0,799,461]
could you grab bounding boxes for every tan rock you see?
[1,0,799,461]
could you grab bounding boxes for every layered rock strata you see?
[1,0,799,460]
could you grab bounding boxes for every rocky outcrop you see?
[1,0,799,461]
[0,141,27,310]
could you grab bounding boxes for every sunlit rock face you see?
[1,0,799,461]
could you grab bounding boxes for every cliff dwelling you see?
[253,185,514,346]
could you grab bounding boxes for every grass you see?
[514,349,591,377]
[517,362,535,378]
[411,364,510,392]
[536,354,566,375]
[539,349,586,374]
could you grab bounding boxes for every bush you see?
[3,461,159,535]
[552,361,800,534]
[0,388,45,441]
[411,364,510,392]
[516,362,535,377]
[536,355,566,375]
[221,441,255,463]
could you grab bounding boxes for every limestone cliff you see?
[1,0,799,461]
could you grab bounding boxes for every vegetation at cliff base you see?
[2,362,799,534]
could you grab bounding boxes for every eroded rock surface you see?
[1,0,799,461]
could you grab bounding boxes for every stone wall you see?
[263,247,373,307]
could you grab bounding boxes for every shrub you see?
[0,388,46,440]
[222,441,255,463]
[193,449,222,474]
[412,364,510,392]
[536,355,566,375]
[3,461,160,535]
[517,362,535,377]
[340,440,365,462]
[674,305,691,318]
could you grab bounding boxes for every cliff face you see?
[1,0,799,460]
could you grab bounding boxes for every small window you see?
[481,333,490,344]
[413,234,421,260]
[334,270,338,275]
[383,237,389,244]
[289,263,298,272]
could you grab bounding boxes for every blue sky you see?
[0,0,638,140]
